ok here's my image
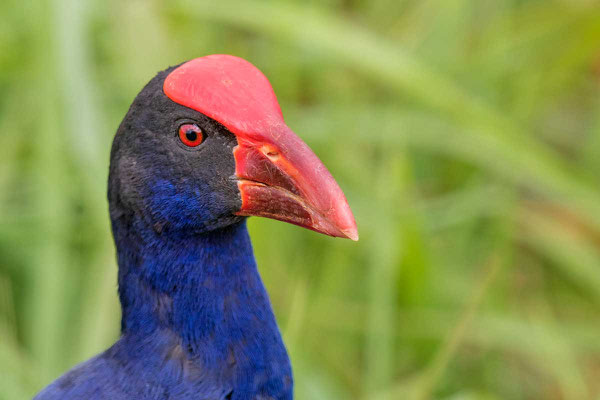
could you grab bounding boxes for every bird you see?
[34,54,357,400]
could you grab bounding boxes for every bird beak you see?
[234,125,358,240]
[162,54,357,239]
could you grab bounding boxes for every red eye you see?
[178,124,203,147]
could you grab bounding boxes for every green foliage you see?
[1,0,600,399]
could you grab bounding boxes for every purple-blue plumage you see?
[36,221,292,400]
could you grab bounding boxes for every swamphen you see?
[35,55,357,400]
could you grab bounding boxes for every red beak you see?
[234,126,358,240]
[163,55,358,240]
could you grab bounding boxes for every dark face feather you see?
[108,67,243,235]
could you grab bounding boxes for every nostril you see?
[261,145,280,160]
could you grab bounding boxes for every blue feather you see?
[36,219,293,400]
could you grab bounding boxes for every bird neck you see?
[111,217,292,392]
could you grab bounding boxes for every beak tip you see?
[340,226,359,241]
[345,230,359,241]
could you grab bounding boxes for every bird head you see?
[108,54,357,240]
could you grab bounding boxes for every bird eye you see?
[178,124,203,147]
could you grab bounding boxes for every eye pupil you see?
[185,130,197,142]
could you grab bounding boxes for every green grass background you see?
[2,0,600,399]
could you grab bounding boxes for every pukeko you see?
[34,55,357,400]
